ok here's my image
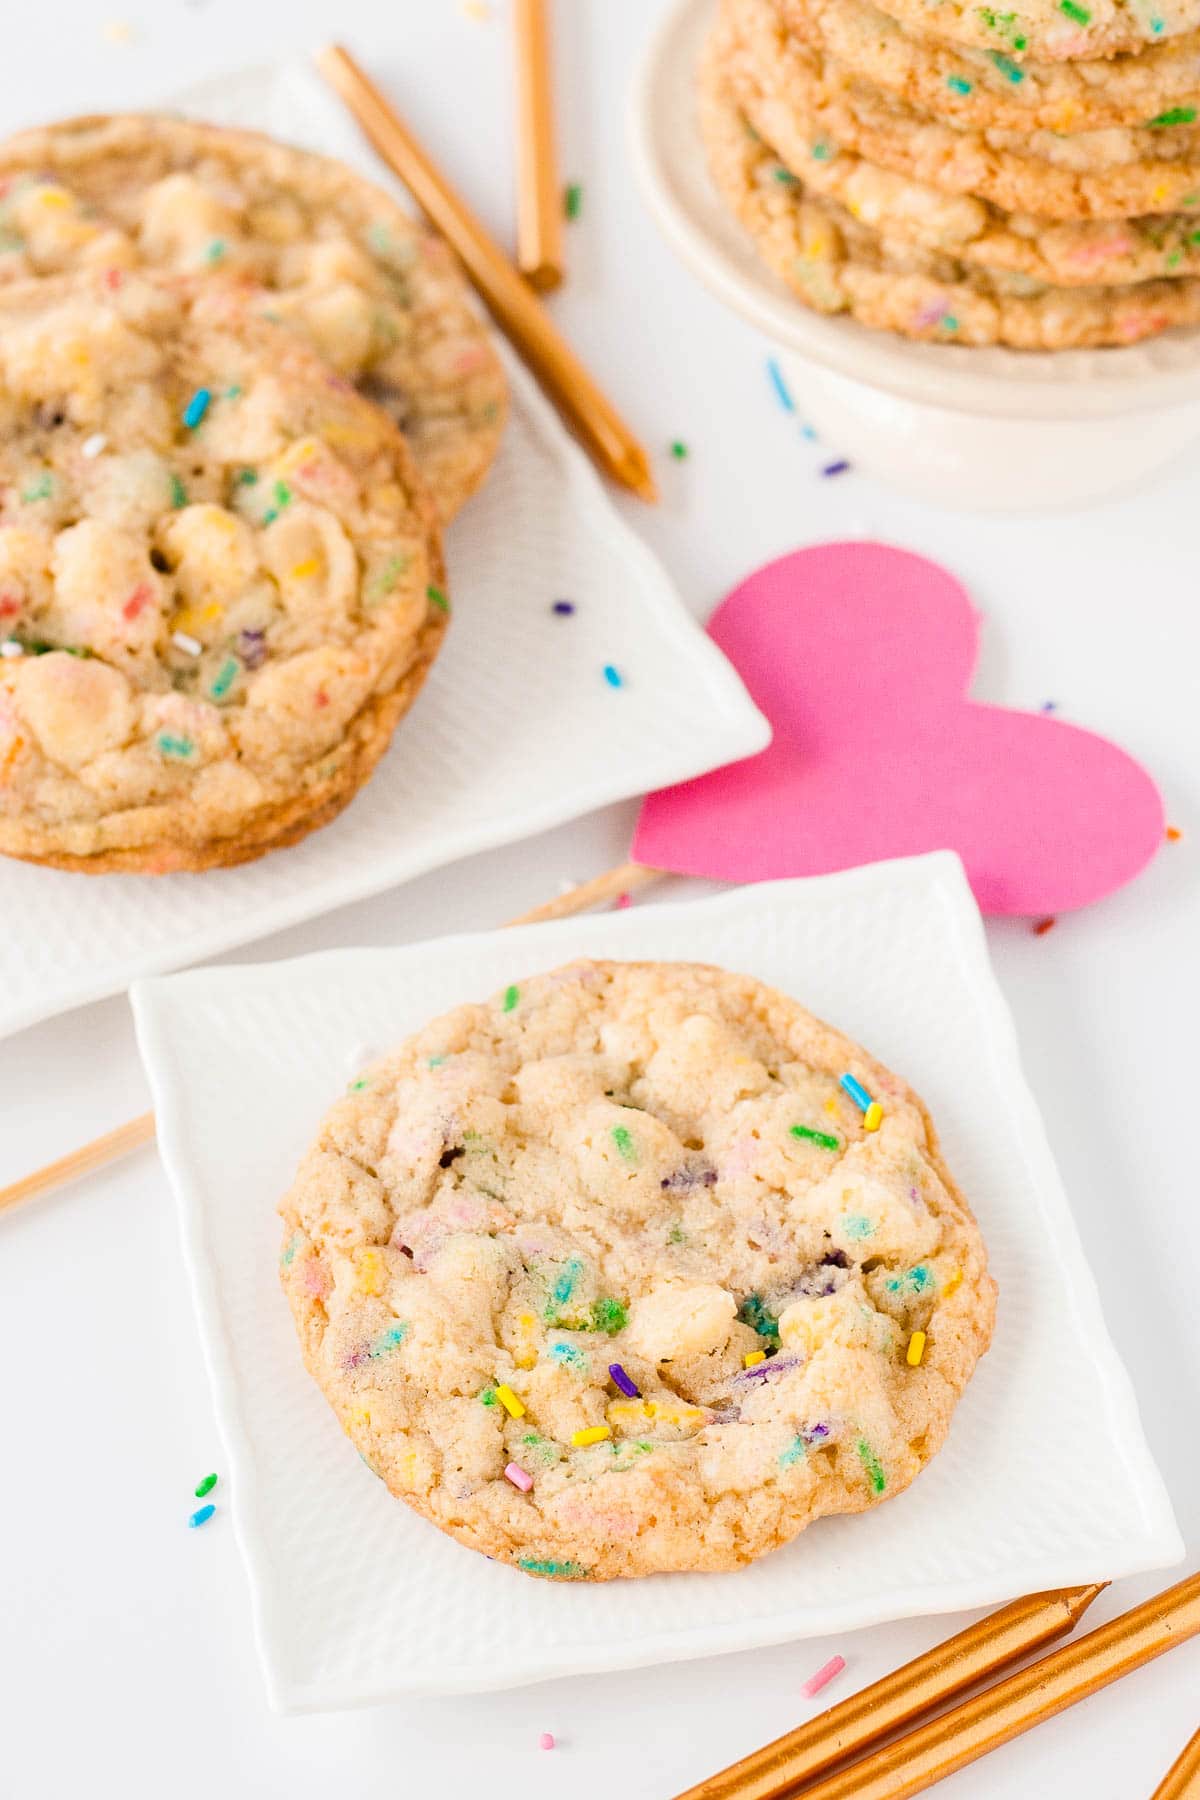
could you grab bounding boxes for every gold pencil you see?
[1152,1723,1200,1799]
[315,44,657,502]
[514,0,564,291]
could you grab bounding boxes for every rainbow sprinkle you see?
[194,1473,217,1498]
[182,388,211,430]
[156,733,194,761]
[188,1504,215,1529]
[856,1438,887,1494]
[821,459,850,478]
[538,1732,556,1751]
[603,663,623,688]
[504,1462,533,1492]
[790,1123,839,1151]
[946,74,972,94]
[502,984,520,1012]
[519,1558,588,1578]
[801,1654,846,1699]
[1033,916,1056,936]
[743,1350,766,1369]
[609,1362,639,1397]
[670,440,688,460]
[907,1330,927,1367]
[564,182,583,220]
[839,1073,872,1112]
[552,599,575,615]
[571,1424,611,1447]
[427,583,449,613]
[863,1101,883,1133]
[766,357,795,412]
[611,1124,635,1160]
[495,1383,526,1419]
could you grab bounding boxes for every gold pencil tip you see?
[1062,1582,1110,1624]
[623,459,660,504]
[522,262,564,294]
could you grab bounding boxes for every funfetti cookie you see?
[860,0,1200,61]
[0,272,447,873]
[0,115,507,522]
[278,961,995,1581]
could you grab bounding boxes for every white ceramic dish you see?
[630,0,1200,510]
[0,65,768,1044]
[132,854,1180,1712]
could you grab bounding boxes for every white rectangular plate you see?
[0,64,768,1041]
[132,853,1181,1712]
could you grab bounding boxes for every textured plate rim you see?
[132,852,1182,1709]
[628,0,1200,421]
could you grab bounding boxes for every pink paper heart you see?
[633,543,1164,915]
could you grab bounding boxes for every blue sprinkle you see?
[182,388,211,430]
[603,664,623,688]
[822,459,851,478]
[840,1072,872,1112]
[553,600,576,615]
[1040,700,1058,713]
[800,422,818,441]
[766,357,795,412]
[188,1504,216,1528]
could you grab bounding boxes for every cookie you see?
[723,0,1200,220]
[731,2,1200,285]
[278,960,995,1581]
[0,114,507,523]
[862,0,1200,61]
[0,272,446,873]
[781,0,1200,134]
[700,52,1200,346]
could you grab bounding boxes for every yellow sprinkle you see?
[494,1383,525,1419]
[1152,186,1168,205]
[36,188,71,209]
[289,557,320,581]
[348,1401,372,1429]
[907,1330,927,1367]
[354,1247,387,1297]
[824,1096,839,1115]
[571,1425,611,1447]
[200,603,224,624]
[863,1100,883,1132]
[943,1268,963,1296]
[743,1350,766,1368]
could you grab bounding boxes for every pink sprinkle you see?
[538,1733,555,1751]
[104,268,123,290]
[615,891,632,910]
[121,582,153,621]
[801,1654,846,1699]
[505,1462,533,1492]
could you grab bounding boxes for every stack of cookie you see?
[701,0,1200,347]
[0,116,507,872]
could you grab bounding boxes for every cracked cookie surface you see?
[279,960,995,1580]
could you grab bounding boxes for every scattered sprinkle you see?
[495,1383,526,1419]
[801,1654,846,1699]
[169,473,188,509]
[209,656,240,701]
[502,983,520,1012]
[591,1297,628,1334]
[907,1330,927,1367]
[947,74,972,94]
[810,140,834,161]
[368,1324,407,1359]
[21,474,53,503]
[863,1100,883,1133]
[790,1123,839,1151]
[182,388,211,430]
[615,891,632,910]
[427,583,449,613]
[1033,916,1056,936]
[943,1268,963,1296]
[842,1213,874,1240]
[552,599,575,615]
[670,440,688,460]
[743,1350,766,1368]
[856,1437,887,1494]
[821,459,851,478]
[609,1362,639,1397]
[188,1504,215,1529]
[1058,0,1090,20]
[80,432,107,459]
[204,238,226,264]
[839,1072,873,1112]
[572,1424,611,1447]
[172,631,202,656]
[538,1732,556,1751]
[194,1473,218,1498]
[1040,700,1058,713]
[504,1462,534,1492]
[766,357,796,412]
[989,51,1025,81]
[0,641,24,659]
[564,182,583,220]
[1148,105,1197,126]
[1167,825,1182,841]
[603,663,623,688]
[156,732,194,761]
[611,1124,636,1160]
[519,1557,588,1579]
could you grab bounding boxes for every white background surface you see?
[1,4,1197,1797]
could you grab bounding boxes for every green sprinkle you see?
[368,1323,408,1358]
[989,50,1025,80]
[427,1054,448,1068]
[564,182,583,220]
[857,1437,887,1494]
[790,1123,840,1151]
[611,1124,636,1161]
[502,983,519,1012]
[1059,0,1090,21]
[738,1293,780,1344]
[670,440,689,459]
[667,1222,687,1246]
[842,1214,874,1240]
[941,315,960,332]
[194,1473,218,1498]
[225,385,242,400]
[885,1263,935,1296]
[427,583,450,613]
[367,553,410,600]
[169,472,187,509]
[280,1231,303,1268]
[1167,249,1184,267]
[348,1076,370,1092]
[480,1385,497,1406]
[779,1435,807,1468]
[810,139,834,160]
[1148,106,1197,126]
[236,468,258,486]
[947,74,973,94]
[156,732,194,761]
[589,1297,628,1335]
[772,165,798,184]
[209,656,239,701]
[21,473,52,503]
[518,1557,589,1579]
[273,478,292,506]
[205,238,226,263]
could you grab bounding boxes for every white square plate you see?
[0,64,768,1041]
[131,853,1181,1712]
